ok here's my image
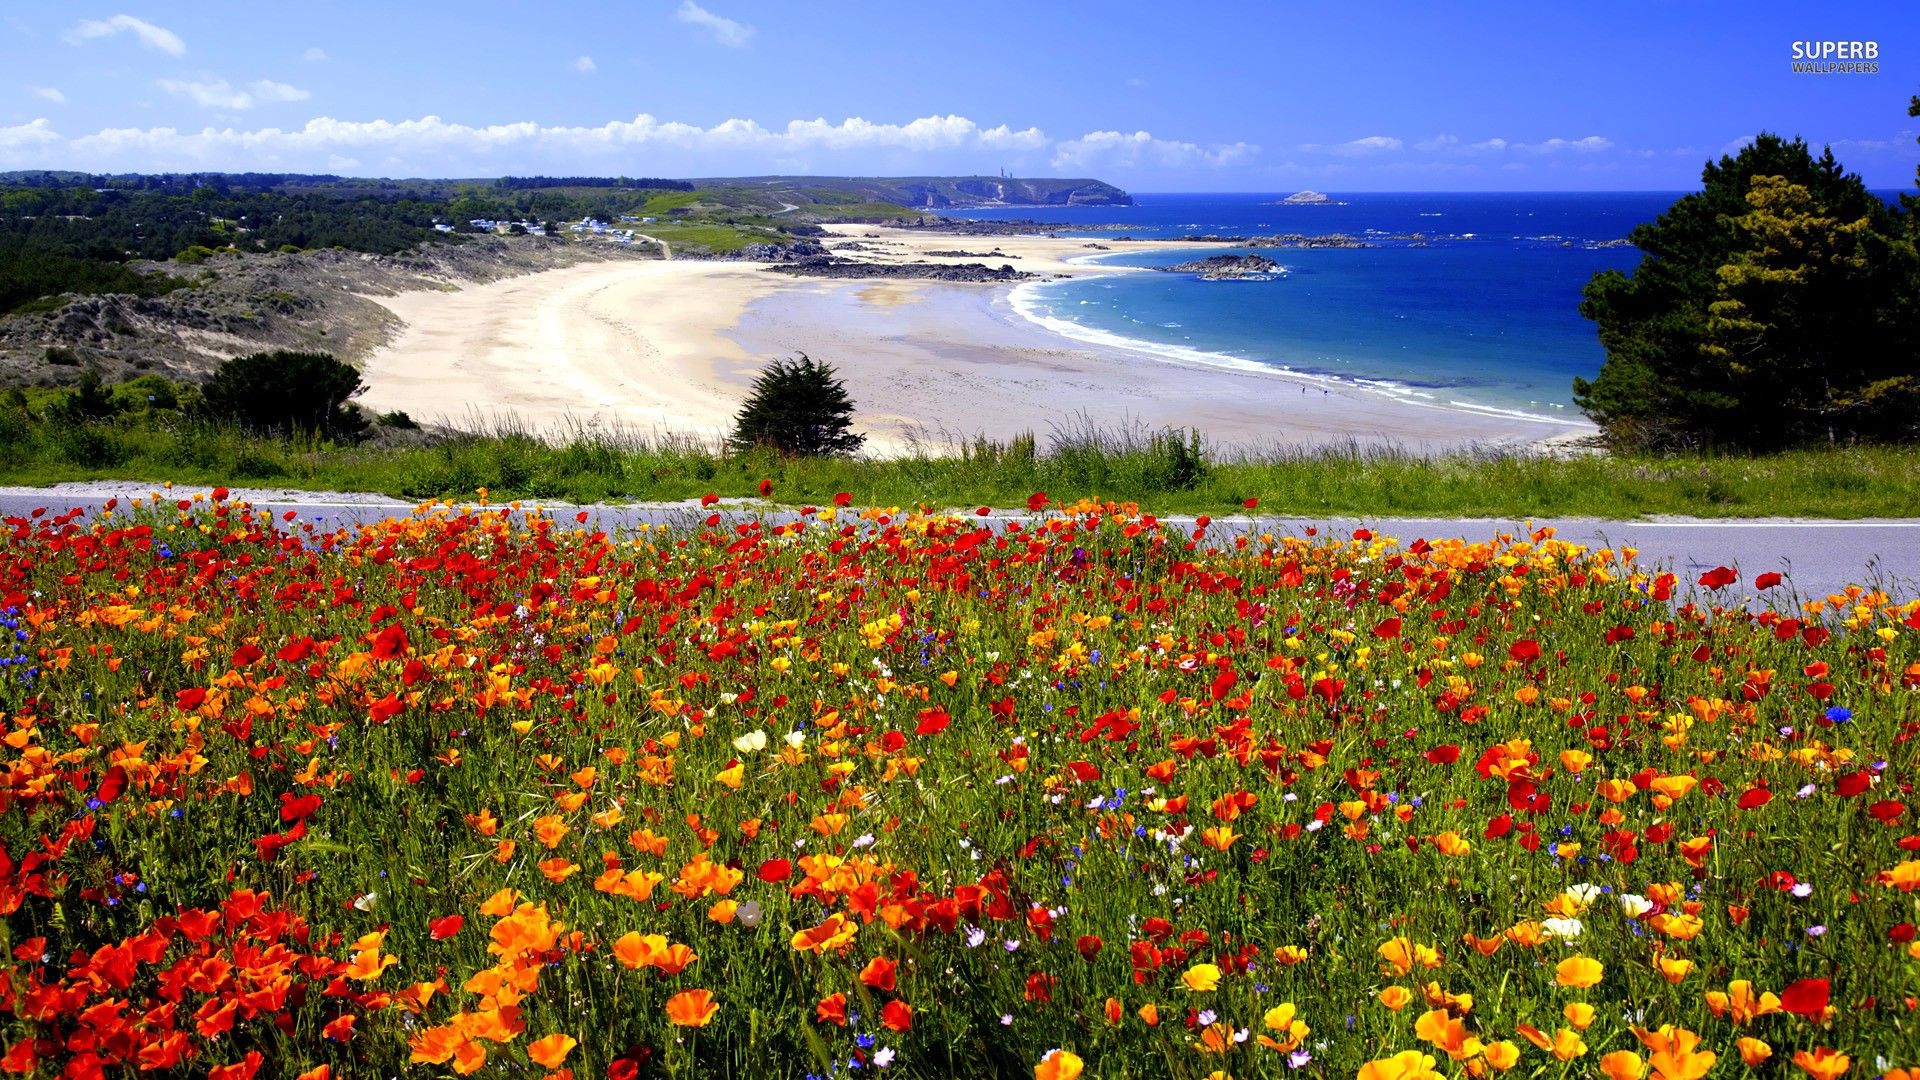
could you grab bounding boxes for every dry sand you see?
[356,228,1594,455]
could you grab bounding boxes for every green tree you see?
[199,350,369,439]
[1574,132,1918,450]
[729,353,865,457]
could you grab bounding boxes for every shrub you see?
[199,350,369,440]
[729,353,865,457]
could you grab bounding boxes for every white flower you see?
[352,891,378,911]
[785,730,806,749]
[1543,917,1584,939]
[735,900,763,928]
[873,1047,896,1067]
[1567,883,1603,904]
[731,730,767,753]
[1617,894,1653,918]
[966,928,987,948]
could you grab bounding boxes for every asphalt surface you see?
[1,486,1915,605]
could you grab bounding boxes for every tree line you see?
[0,175,698,313]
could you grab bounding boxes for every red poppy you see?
[1779,978,1830,1016]
[880,1000,913,1032]
[1754,571,1783,589]
[1697,565,1738,589]
[833,491,853,506]
[758,479,773,497]
[429,914,465,940]
[757,858,793,882]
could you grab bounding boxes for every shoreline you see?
[355,227,1594,456]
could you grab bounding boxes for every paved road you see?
[1,488,1914,604]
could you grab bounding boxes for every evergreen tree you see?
[199,350,369,439]
[729,354,865,457]
[1574,131,1918,450]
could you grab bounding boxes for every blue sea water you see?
[944,193,1676,420]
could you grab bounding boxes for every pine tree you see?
[729,353,865,457]
[1574,129,1919,450]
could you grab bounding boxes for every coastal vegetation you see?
[0,171,937,316]
[1576,131,1919,451]
[4,377,1920,518]
[0,489,1913,1076]
[729,354,866,457]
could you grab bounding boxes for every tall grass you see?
[1,404,1917,518]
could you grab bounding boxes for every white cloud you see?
[251,80,311,103]
[156,77,311,110]
[1470,138,1508,151]
[1052,129,1255,170]
[30,86,68,105]
[0,119,63,151]
[1522,135,1612,153]
[573,55,596,73]
[303,47,328,62]
[4,112,1072,172]
[1302,135,1402,155]
[157,77,252,109]
[1414,134,1458,151]
[63,14,185,56]
[675,1,753,47]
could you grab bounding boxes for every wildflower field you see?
[1,491,1917,1080]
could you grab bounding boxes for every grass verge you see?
[1,405,1917,517]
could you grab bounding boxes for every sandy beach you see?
[356,226,1594,455]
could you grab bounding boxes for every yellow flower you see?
[1563,1002,1595,1030]
[1034,1049,1084,1080]
[1378,986,1414,1010]
[1182,962,1223,992]
[1792,1048,1850,1080]
[664,988,718,1027]
[1600,1051,1646,1080]
[527,1033,576,1069]
[1555,956,1604,989]
[1654,956,1694,984]
[1737,1038,1772,1068]
[1358,1050,1443,1080]
[1378,937,1442,976]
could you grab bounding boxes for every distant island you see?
[1281,190,1332,204]
[1156,253,1283,280]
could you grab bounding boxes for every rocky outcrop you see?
[1157,254,1283,280]
[728,239,830,262]
[763,259,1031,282]
[1280,190,1333,204]
[921,249,1018,259]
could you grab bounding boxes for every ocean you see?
[943,193,1674,421]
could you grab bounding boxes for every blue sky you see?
[1,1,1913,190]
